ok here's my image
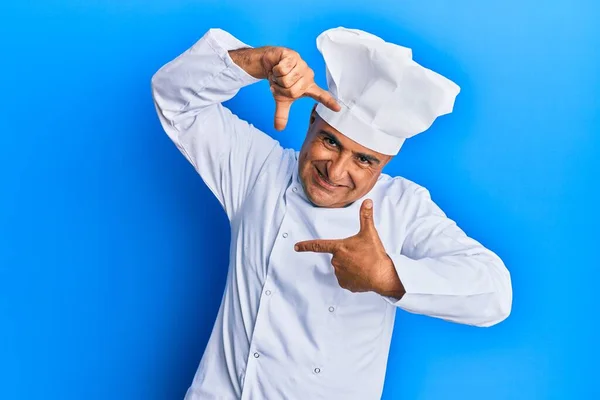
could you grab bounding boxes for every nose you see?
[326,155,351,184]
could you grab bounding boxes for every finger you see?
[304,84,341,112]
[273,98,293,131]
[261,47,286,74]
[272,55,298,77]
[271,75,310,100]
[294,239,341,254]
[359,199,376,234]
[270,75,309,130]
[271,63,303,89]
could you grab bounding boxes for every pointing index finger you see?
[305,84,341,112]
[294,239,340,254]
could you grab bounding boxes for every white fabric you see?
[151,28,512,400]
[315,27,461,155]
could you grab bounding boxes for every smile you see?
[313,167,341,191]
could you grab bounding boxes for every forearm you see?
[150,28,284,222]
[380,184,513,327]
[151,29,260,127]
[228,47,273,80]
[387,252,512,327]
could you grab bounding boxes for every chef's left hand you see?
[294,199,405,296]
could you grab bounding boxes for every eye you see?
[357,156,371,165]
[324,137,337,147]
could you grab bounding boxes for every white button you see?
[314,367,321,374]
[265,290,272,296]
[328,306,335,312]
[254,352,260,358]
[282,232,288,238]
[292,187,298,192]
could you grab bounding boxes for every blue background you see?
[1,1,598,399]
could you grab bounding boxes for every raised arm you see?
[151,28,279,221]
[151,28,339,221]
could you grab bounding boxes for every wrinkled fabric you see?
[315,27,460,155]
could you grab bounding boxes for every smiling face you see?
[298,107,394,208]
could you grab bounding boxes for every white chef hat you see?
[315,27,460,156]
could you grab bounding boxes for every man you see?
[151,27,512,400]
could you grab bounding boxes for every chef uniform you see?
[151,27,512,400]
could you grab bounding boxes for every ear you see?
[309,104,318,126]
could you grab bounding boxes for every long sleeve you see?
[386,184,513,327]
[151,28,284,221]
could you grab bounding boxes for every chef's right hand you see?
[261,47,340,130]
[230,46,341,131]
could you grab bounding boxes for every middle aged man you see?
[151,26,512,400]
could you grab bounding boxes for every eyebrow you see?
[319,130,382,165]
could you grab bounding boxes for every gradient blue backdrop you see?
[1,1,598,399]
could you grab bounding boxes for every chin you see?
[307,185,350,208]
[305,188,331,207]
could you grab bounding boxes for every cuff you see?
[381,253,448,309]
[200,28,261,86]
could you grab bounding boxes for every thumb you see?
[274,98,293,131]
[359,199,376,234]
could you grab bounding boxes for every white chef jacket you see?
[151,28,512,400]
